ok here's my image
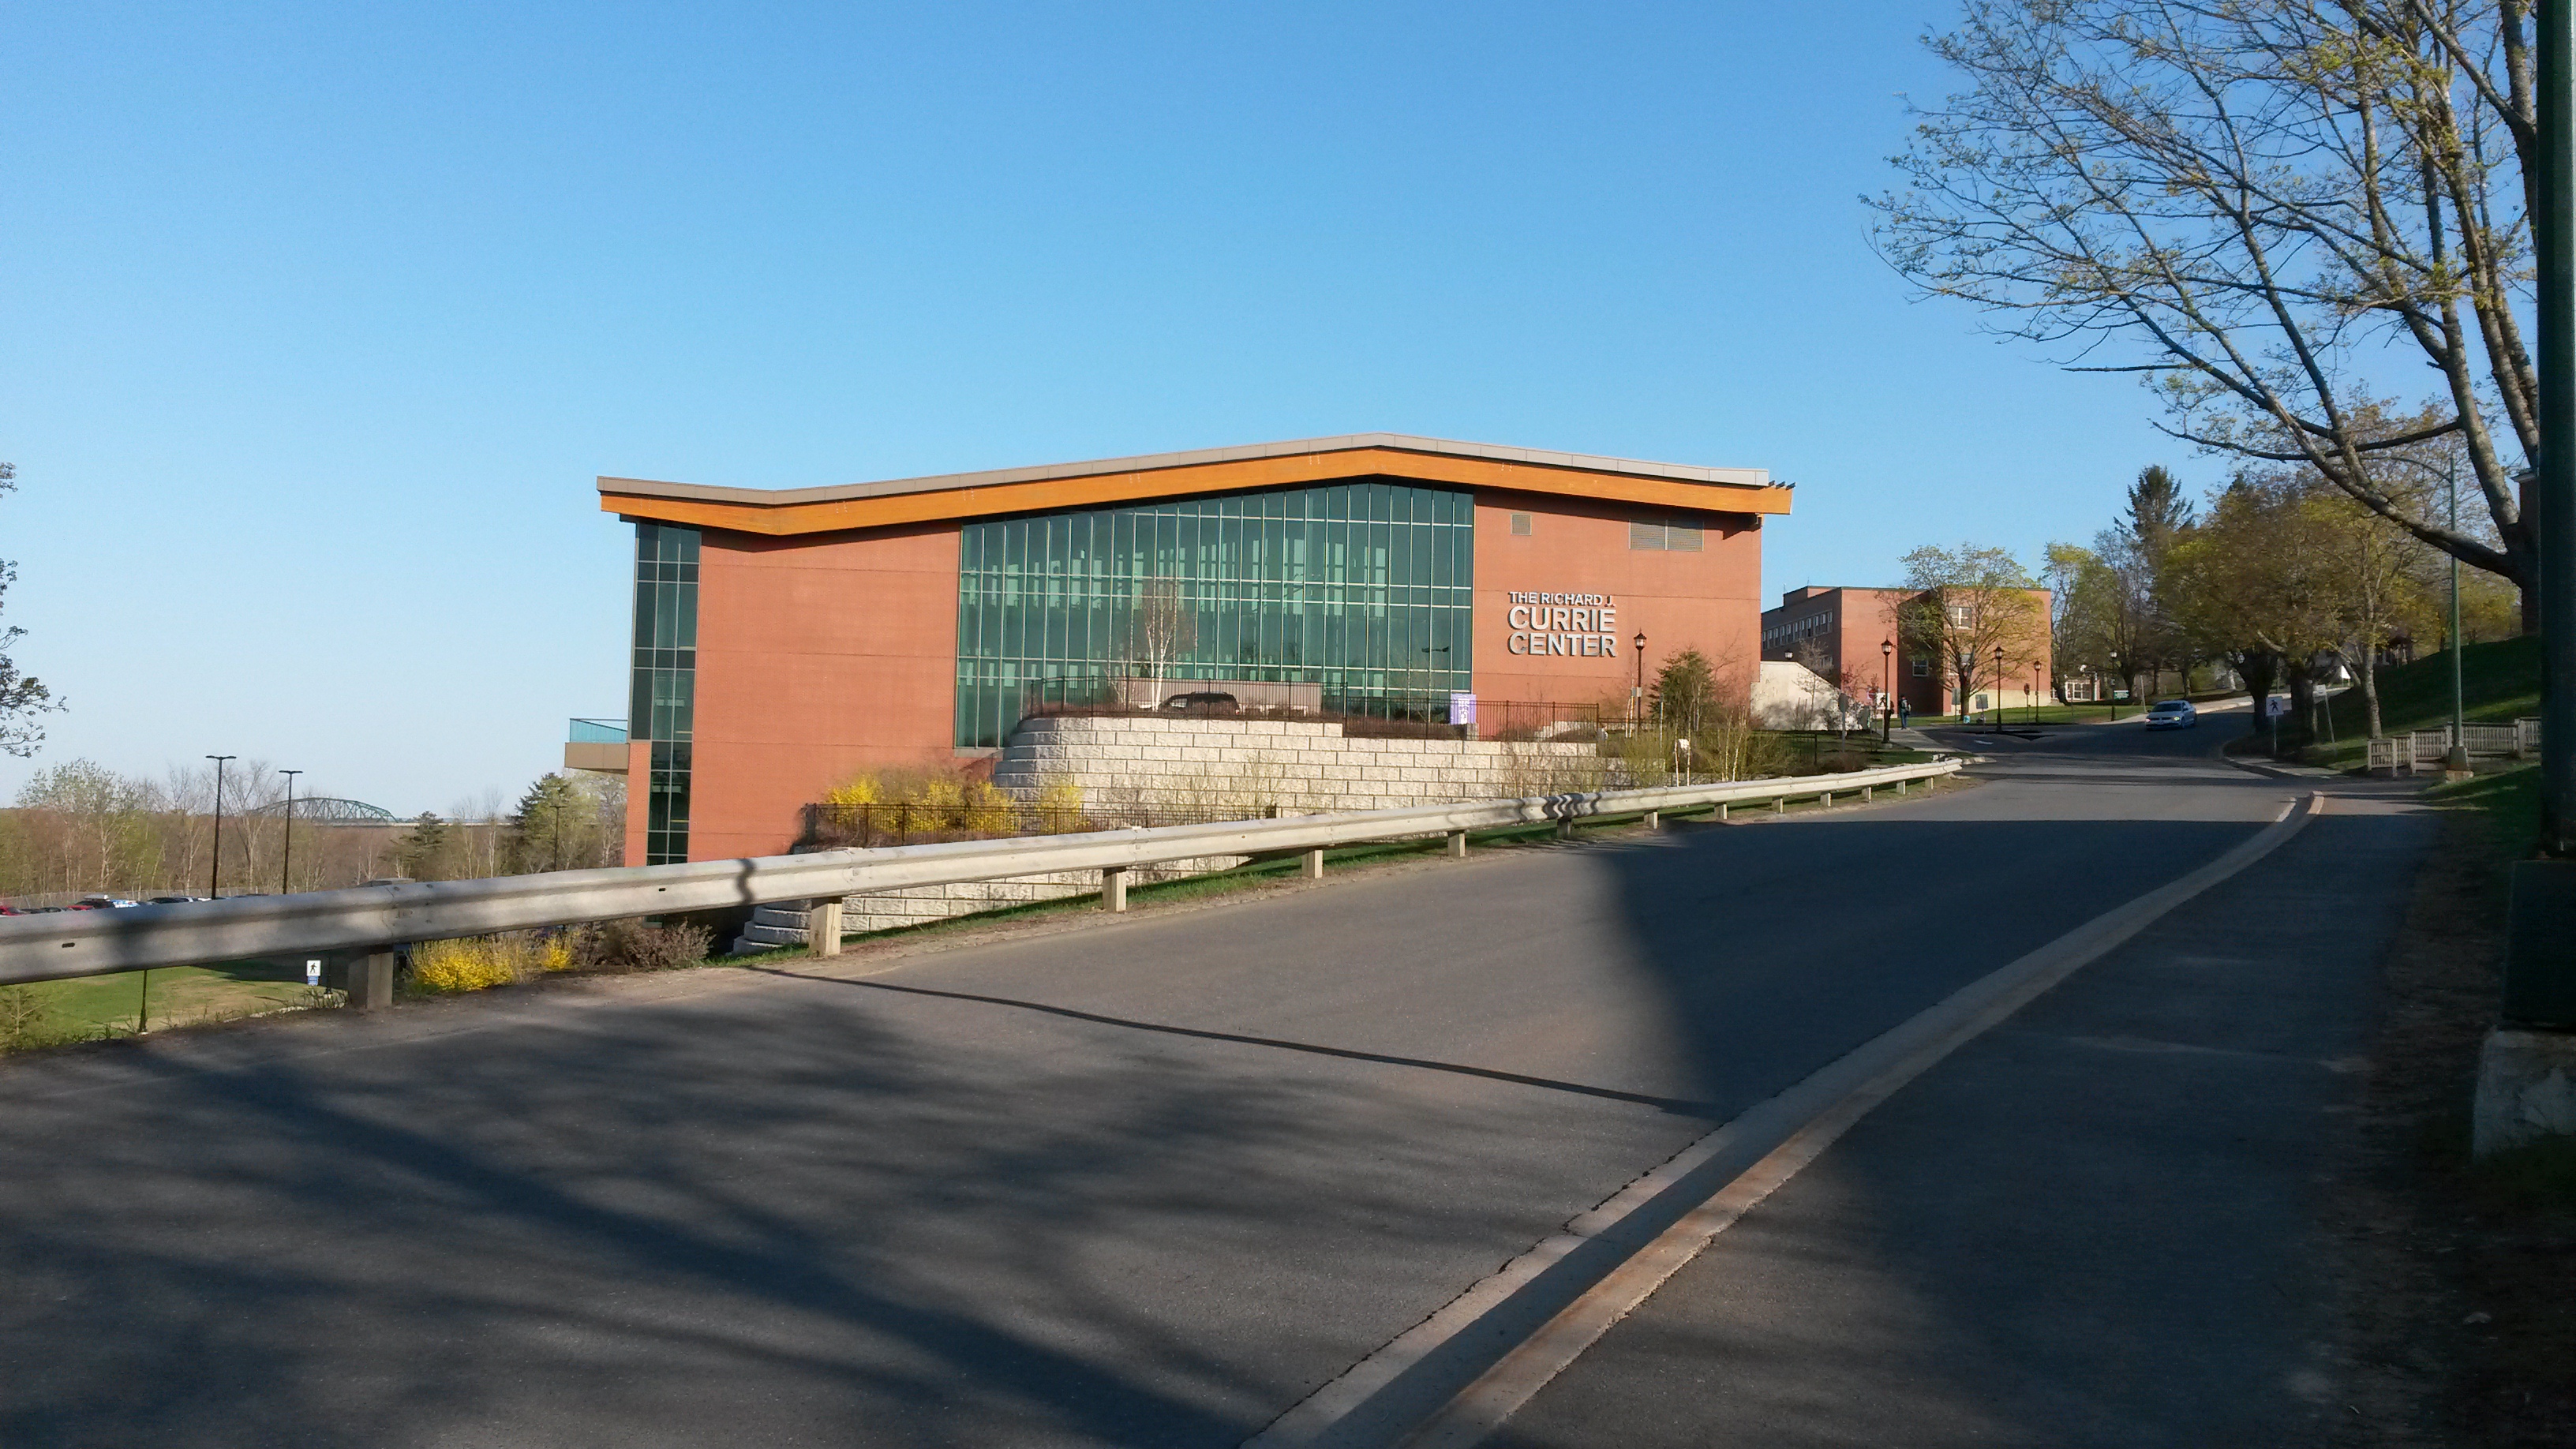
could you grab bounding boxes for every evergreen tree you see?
[1651,649,1719,738]
[2120,465,2195,563]
[511,773,584,873]
[400,812,455,881]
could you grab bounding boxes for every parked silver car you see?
[2144,699,2198,729]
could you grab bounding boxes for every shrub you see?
[821,773,882,809]
[410,936,526,994]
[957,778,1013,834]
[912,773,964,825]
[1032,776,1084,832]
[569,918,712,974]
[0,985,54,1053]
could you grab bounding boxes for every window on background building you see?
[1627,519,1705,551]
[1911,657,1930,677]
[628,522,699,865]
[1974,694,1989,710]
[1946,604,1974,627]
[953,480,1475,747]
[1510,512,1532,535]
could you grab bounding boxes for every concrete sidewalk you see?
[1486,789,2433,1448]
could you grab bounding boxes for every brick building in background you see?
[1759,583,2051,719]
[589,435,1792,863]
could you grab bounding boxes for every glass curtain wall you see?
[629,522,698,863]
[955,480,1473,747]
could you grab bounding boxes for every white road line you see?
[1245,790,2322,1449]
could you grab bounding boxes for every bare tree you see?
[1898,545,2048,718]
[1877,2,2544,620]
[0,464,61,756]
[1127,575,1196,697]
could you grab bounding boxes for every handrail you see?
[0,760,1960,987]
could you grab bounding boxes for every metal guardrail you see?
[0,760,1962,991]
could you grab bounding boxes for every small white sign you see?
[305,959,322,986]
[1449,691,1477,724]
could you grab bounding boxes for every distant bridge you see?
[247,797,399,824]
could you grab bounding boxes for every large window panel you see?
[953,480,1474,746]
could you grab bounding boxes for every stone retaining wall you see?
[727,717,1616,953]
[990,714,1616,814]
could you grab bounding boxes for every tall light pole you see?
[1632,631,1647,733]
[279,769,303,895]
[204,755,235,900]
[1881,638,1894,745]
[1992,646,2006,735]
[2488,0,2576,1117]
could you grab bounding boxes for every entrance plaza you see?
[597,435,1791,862]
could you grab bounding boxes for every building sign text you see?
[1506,591,1619,658]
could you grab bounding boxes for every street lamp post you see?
[1881,638,1894,745]
[1992,646,2007,734]
[2479,0,2576,1152]
[2031,663,2043,726]
[2445,455,2471,780]
[1632,631,1647,733]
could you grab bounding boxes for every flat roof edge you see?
[597,433,1773,507]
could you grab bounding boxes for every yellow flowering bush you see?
[410,930,568,993]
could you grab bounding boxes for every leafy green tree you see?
[2166,477,2348,739]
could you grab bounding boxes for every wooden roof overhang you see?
[598,433,1790,537]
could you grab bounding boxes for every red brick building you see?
[592,436,1792,863]
[1759,584,2051,719]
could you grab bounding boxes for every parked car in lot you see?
[2144,699,2199,730]
[1158,691,1241,715]
[72,897,141,909]
[144,895,210,905]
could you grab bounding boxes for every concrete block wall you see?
[990,715,1615,814]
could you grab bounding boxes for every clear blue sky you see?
[2,2,2183,814]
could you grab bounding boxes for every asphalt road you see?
[0,717,2394,1447]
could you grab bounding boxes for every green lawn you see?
[1,958,321,1050]
[2305,634,2539,772]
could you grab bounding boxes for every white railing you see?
[2391,718,2540,769]
[0,760,1963,993]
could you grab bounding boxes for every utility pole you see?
[2483,0,2576,1153]
[204,755,235,899]
[279,769,302,894]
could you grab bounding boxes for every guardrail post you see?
[1103,867,1128,912]
[1774,796,1786,815]
[1896,779,1908,795]
[1863,784,1873,802]
[1446,829,1467,858]
[811,898,844,957]
[351,950,395,1011]
[1821,791,1833,807]
[1643,809,1659,829]
[1301,848,1324,879]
